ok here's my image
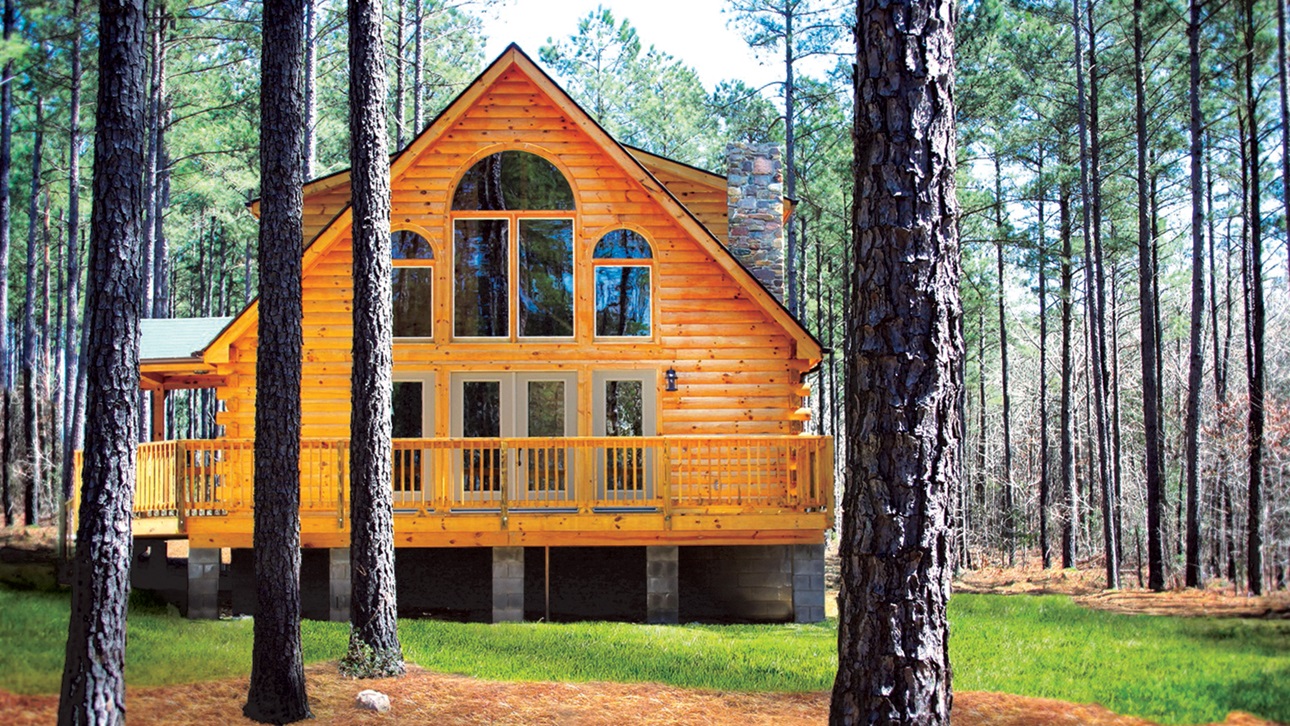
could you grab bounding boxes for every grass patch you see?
[399,619,835,692]
[1,576,1286,725]
[949,594,1290,724]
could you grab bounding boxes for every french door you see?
[449,372,576,503]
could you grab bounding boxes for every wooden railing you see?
[77,436,833,528]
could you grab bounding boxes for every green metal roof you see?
[139,317,235,361]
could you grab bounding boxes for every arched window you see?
[593,230,652,338]
[452,151,575,339]
[452,151,574,211]
[392,229,434,338]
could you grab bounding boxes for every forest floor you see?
[3,526,1285,725]
[0,663,1278,726]
[951,558,1290,619]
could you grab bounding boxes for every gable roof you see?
[211,44,821,365]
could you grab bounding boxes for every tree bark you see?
[22,100,45,526]
[242,0,312,722]
[56,0,146,721]
[346,0,405,677]
[1183,0,1205,588]
[830,0,958,721]
[1242,0,1265,596]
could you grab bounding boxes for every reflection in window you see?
[593,229,652,259]
[392,381,423,495]
[519,219,574,337]
[392,230,434,260]
[392,230,434,338]
[461,381,502,493]
[393,268,433,337]
[452,151,575,211]
[604,380,644,491]
[595,267,651,336]
[454,219,509,337]
[526,380,567,493]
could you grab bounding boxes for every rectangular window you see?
[518,219,574,337]
[392,268,434,338]
[454,219,509,337]
[594,266,651,337]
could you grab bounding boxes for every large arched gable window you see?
[392,229,435,338]
[452,151,576,339]
[593,229,653,338]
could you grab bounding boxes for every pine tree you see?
[831,0,960,720]
[56,0,147,720]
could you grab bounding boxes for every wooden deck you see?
[75,436,833,549]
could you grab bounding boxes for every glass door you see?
[450,374,510,502]
[592,371,657,503]
[515,373,577,502]
[392,374,434,505]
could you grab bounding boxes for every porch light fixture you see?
[665,367,677,392]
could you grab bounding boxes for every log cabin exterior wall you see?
[214,64,812,443]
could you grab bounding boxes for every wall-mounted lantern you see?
[665,367,678,392]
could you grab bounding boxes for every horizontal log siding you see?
[218,68,804,441]
[644,165,728,242]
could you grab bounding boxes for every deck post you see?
[187,548,221,619]
[492,546,524,623]
[646,545,679,624]
[329,547,351,622]
[150,390,167,441]
[791,543,826,623]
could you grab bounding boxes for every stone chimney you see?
[725,142,785,302]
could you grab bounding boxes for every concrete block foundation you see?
[187,548,220,619]
[492,547,524,623]
[646,546,679,624]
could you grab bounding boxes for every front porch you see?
[78,435,833,550]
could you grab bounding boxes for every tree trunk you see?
[140,4,164,318]
[1038,148,1051,570]
[22,101,45,525]
[242,0,312,723]
[393,0,405,150]
[61,0,85,504]
[1279,0,1290,289]
[56,0,146,720]
[1183,0,1205,588]
[346,0,405,677]
[1243,0,1265,596]
[994,158,1015,565]
[1134,0,1165,592]
[1074,0,1118,588]
[0,0,14,527]
[784,1,797,317]
[304,0,317,177]
[1060,173,1076,569]
[830,0,958,721]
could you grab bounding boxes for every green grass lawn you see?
[1,576,1287,725]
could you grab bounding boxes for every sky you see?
[479,0,808,92]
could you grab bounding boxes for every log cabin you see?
[87,45,833,625]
